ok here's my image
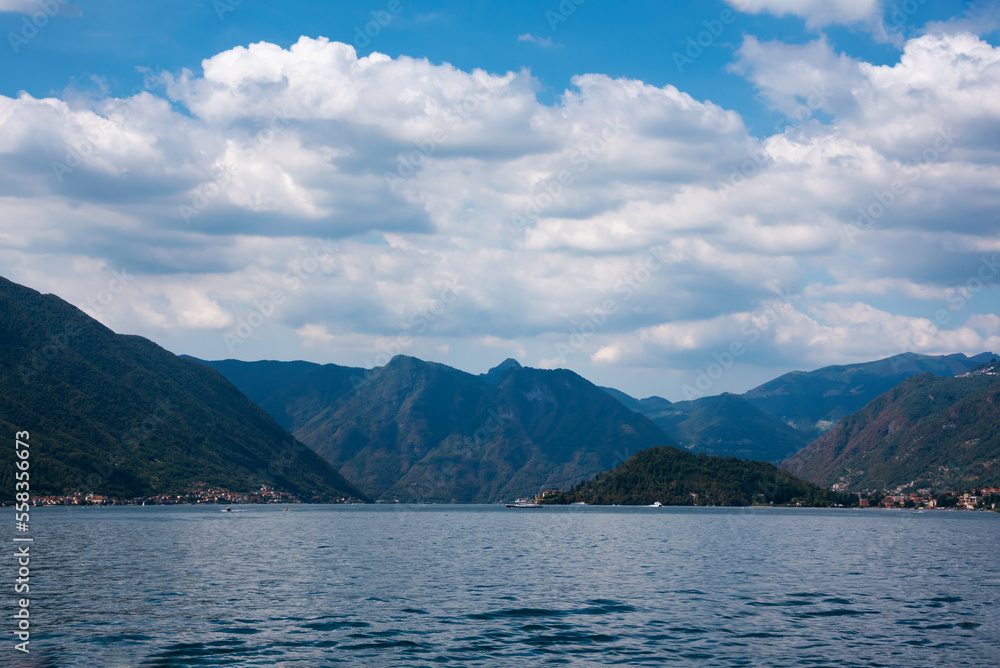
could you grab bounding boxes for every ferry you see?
[506,499,544,508]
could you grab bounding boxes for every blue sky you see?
[3,1,974,131]
[1,0,999,402]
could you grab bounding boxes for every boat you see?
[506,499,544,508]
[223,507,232,512]
[570,501,587,506]
[648,501,663,507]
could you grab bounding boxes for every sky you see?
[1,0,998,401]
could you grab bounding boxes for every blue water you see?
[5,505,999,666]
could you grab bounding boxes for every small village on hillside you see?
[839,486,1000,510]
[26,483,361,507]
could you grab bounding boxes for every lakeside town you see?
[837,486,1000,510]
[20,484,1000,510]
[26,483,363,507]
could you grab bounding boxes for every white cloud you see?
[517,33,557,48]
[924,1,1000,39]
[296,324,335,347]
[726,0,881,28]
[0,0,38,12]
[729,36,862,116]
[1,32,998,399]
[0,0,79,15]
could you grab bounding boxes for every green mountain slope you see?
[744,352,995,435]
[781,370,1000,491]
[205,356,677,502]
[544,446,847,506]
[386,365,675,502]
[198,359,364,432]
[184,357,322,409]
[603,390,810,463]
[294,356,491,500]
[0,276,368,502]
[649,393,812,462]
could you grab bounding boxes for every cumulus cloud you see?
[923,1,1000,39]
[296,324,335,347]
[726,0,881,28]
[0,33,998,399]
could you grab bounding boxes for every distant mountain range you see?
[783,362,1000,492]
[602,352,995,464]
[201,357,675,503]
[203,350,999,501]
[743,352,995,435]
[0,276,367,502]
[4,272,995,505]
[600,389,811,463]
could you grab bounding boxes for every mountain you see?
[599,387,672,414]
[203,355,677,502]
[603,389,810,463]
[480,357,522,383]
[781,371,1000,491]
[198,359,362,432]
[643,393,812,462]
[744,352,996,435]
[0,276,368,502]
[543,446,848,507]
[181,357,321,409]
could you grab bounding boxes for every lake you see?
[6,504,999,666]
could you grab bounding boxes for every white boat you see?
[648,501,663,507]
[506,499,543,508]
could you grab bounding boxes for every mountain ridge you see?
[743,351,995,435]
[601,388,811,463]
[0,276,368,502]
[202,355,678,502]
[781,371,1000,491]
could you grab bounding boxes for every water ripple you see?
[9,504,999,666]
